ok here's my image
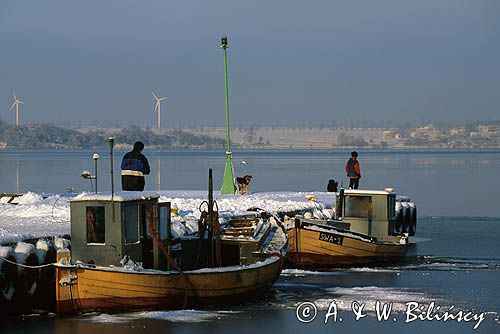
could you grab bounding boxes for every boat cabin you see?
[335,189,400,242]
[69,192,171,269]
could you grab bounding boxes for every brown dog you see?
[236,175,253,195]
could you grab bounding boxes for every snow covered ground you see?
[0,190,334,245]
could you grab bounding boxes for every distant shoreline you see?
[1,147,499,154]
[2,122,499,150]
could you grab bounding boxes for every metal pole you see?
[220,35,236,194]
[93,153,99,194]
[95,158,98,193]
[208,168,214,267]
[223,44,231,154]
[158,103,161,130]
[108,137,115,198]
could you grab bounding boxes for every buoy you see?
[305,195,317,202]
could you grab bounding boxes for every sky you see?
[0,1,499,128]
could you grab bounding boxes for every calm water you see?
[1,150,499,333]
[1,149,499,216]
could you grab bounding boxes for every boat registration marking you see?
[318,232,343,245]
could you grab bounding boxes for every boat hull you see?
[287,226,406,269]
[55,256,281,314]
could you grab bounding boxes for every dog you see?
[236,175,253,195]
[327,179,338,192]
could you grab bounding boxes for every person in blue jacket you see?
[121,141,151,191]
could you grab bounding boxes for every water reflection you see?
[16,160,19,194]
[157,159,161,190]
[0,151,499,216]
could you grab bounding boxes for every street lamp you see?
[220,35,236,194]
[108,137,115,197]
[93,153,100,193]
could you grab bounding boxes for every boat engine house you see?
[69,192,171,269]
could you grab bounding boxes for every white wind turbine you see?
[10,90,24,126]
[152,91,167,130]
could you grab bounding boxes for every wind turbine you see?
[152,91,167,130]
[10,90,24,126]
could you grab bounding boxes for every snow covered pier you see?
[0,190,333,245]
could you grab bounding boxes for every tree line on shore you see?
[0,122,225,149]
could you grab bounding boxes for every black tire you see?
[13,242,40,314]
[402,205,411,234]
[0,247,18,305]
[394,207,404,235]
[34,240,57,311]
[409,206,417,236]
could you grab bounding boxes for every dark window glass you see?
[387,195,396,219]
[159,204,171,240]
[86,206,105,244]
[345,196,372,218]
[124,204,140,244]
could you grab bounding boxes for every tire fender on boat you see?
[14,242,40,297]
[393,202,404,235]
[401,202,411,234]
[408,203,417,236]
[0,246,18,304]
[34,239,57,310]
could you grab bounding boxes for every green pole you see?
[220,36,236,194]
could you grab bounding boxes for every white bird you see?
[240,160,248,165]
[10,90,24,126]
[152,91,167,130]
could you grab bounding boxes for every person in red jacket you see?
[345,151,361,189]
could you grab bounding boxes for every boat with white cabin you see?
[286,188,416,269]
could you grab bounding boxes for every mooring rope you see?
[0,255,55,269]
[147,208,190,309]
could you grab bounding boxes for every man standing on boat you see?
[121,141,151,191]
[345,151,361,189]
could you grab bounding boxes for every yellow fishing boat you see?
[55,251,281,313]
[55,173,286,313]
[287,188,416,269]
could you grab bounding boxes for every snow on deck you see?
[0,190,334,245]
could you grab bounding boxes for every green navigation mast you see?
[220,35,236,194]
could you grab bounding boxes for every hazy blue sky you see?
[0,1,499,127]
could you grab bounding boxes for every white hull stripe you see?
[121,170,144,177]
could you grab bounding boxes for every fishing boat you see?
[55,172,286,314]
[286,188,416,269]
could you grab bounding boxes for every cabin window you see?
[124,204,140,244]
[159,203,171,240]
[344,196,373,218]
[387,195,396,219]
[86,206,105,244]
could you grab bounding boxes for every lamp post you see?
[93,153,100,193]
[220,35,236,194]
[108,137,115,198]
